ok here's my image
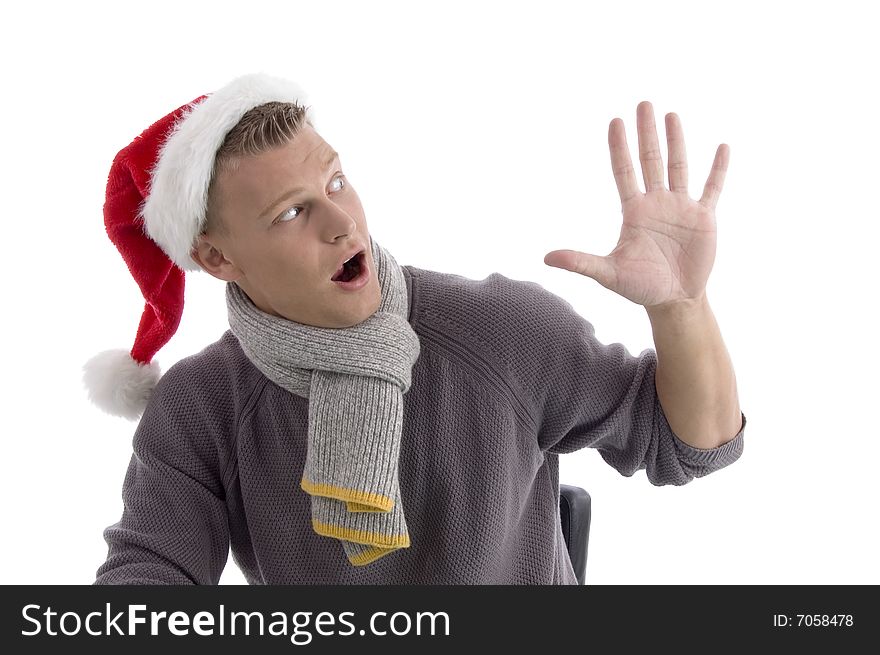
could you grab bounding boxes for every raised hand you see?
[544,101,729,311]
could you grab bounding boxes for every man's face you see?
[193,125,381,328]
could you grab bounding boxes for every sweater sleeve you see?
[488,275,746,486]
[94,357,232,584]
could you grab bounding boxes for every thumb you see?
[544,249,615,287]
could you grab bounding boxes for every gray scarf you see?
[226,236,421,566]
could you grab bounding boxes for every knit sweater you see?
[94,265,746,585]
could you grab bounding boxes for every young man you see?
[86,73,746,584]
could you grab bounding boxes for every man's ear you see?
[190,234,242,282]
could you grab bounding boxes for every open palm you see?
[544,101,729,310]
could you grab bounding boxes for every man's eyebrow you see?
[257,149,340,220]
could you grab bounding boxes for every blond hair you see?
[204,101,313,235]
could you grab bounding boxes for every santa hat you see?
[83,72,317,420]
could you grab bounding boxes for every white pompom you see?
[82,349,162,421]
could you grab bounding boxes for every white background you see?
[1,0,877,585]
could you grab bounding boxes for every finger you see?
[544,250,616,289]
[608,118,640,204]
[637,101,665,192]
[665,112,689,194]
[698,144,730,211]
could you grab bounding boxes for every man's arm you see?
[543,102,745,453]
[647,292,743,450]
[470,273,744,486]
[94,359,231,585]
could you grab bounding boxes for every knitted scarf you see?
[226,236,421,566]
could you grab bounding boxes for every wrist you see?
[645,292,709,323]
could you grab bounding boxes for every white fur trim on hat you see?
[141,72,317,271]
[82,349,162,421]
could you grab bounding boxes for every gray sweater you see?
[94,265,746,584]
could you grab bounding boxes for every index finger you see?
[608,117,639,204]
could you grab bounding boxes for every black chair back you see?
[559,484,591,585]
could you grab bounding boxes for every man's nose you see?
[316,198,357,236]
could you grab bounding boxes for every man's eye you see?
[330,174,346,193]
[277,206,302,223]
[275,174,346,224]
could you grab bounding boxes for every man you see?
[86,72,745,584]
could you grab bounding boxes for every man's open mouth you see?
[331,251,365,282]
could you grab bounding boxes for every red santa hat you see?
[83,72,317,420]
